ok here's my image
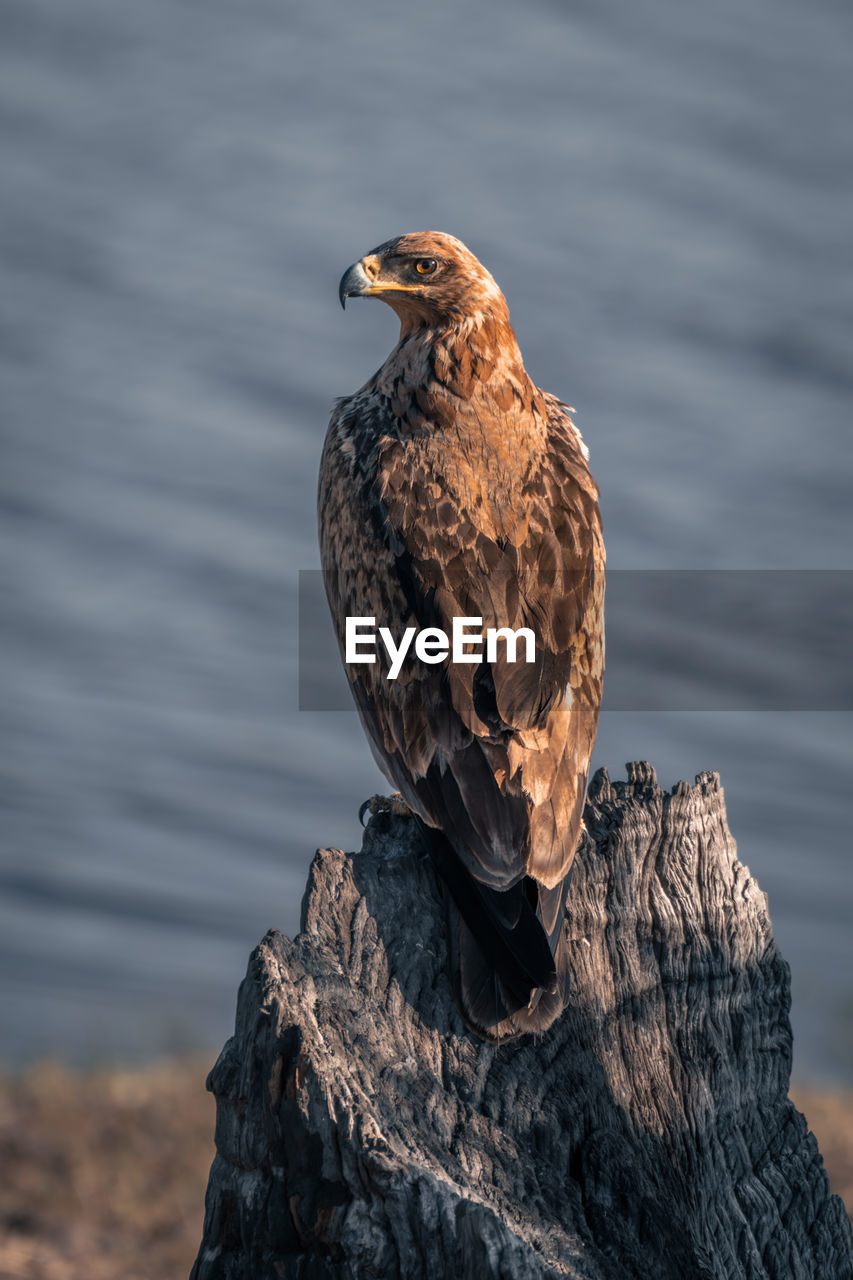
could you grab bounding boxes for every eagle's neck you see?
[374,311,547,444]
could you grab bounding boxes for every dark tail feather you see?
[423,827,572,1042]
[446,895,570,1041]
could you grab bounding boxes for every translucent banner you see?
[298,570,853,712]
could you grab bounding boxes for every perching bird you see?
[319,232,604,1041]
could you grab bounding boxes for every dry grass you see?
[791,1085,853,1221]
[0,1059,214,1280]
[0,1060,849,1279]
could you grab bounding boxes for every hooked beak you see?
[338,253,420,311]
[339,254,384,310]
[338,260,372,310]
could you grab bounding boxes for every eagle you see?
[318,232,604,1042]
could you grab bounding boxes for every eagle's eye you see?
[414,258,437,277]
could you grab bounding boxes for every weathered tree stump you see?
[191,764,853,1279]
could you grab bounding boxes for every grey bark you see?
[191,763,853,1279]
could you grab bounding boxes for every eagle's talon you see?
[359,793,412,827]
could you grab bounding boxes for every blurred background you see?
[2,0,852,1102]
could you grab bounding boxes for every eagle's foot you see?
[358,792,412,828]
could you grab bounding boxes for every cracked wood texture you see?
[191,763,853,1279]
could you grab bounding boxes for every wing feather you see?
[319,393,603,895]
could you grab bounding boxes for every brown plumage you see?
[319,232,604,1041]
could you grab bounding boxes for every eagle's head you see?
[339,232,508,330]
